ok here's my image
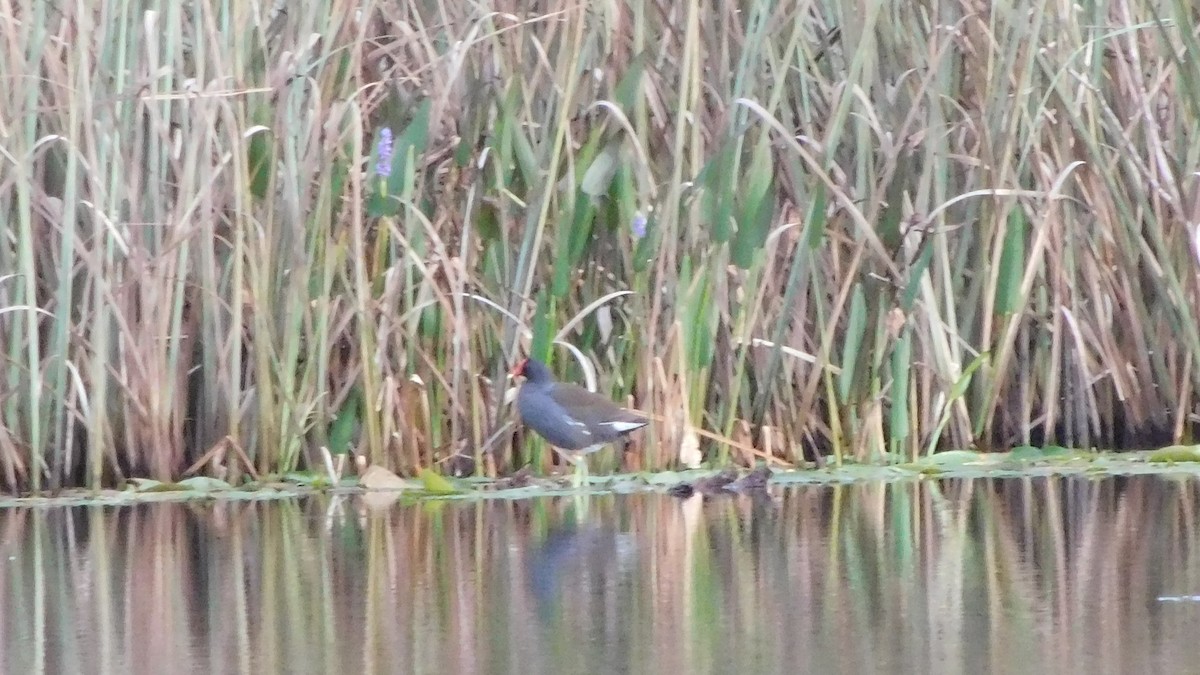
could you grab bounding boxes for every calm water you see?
[2,476,1199,674]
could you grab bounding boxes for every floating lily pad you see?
[283,471,333,487]
[11,449,1200,508]
[1007,446,1044,462]
[896,450,984,473]
[127,477,231,494]
[1148,445,1200,463]
[177,477,234,493]
[127,478,167,492]
[927,450,986,466]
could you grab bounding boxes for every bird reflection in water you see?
[526,508,638,620]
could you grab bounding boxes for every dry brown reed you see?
[2,1,1200,488]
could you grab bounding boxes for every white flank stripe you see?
[602,420,646,432]
[566,418,592,436]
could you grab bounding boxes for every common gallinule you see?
[510,358,648,486]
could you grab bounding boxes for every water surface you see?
[2,476,1199,674]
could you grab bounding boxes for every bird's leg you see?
[569,454,587,489]
[553,449,584,488]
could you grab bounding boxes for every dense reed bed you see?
[2,0,1200,488]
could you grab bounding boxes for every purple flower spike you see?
[375,128,394,178]
[631,212,648,239]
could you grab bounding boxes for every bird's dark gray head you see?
[510,357,553,384]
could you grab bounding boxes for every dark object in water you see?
[666,482,695,498]
[691,467,739,494]
[666,465,773,498]
[727,465,772,491]
[494,465,534,490]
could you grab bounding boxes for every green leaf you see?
[476,204,501,243]
[679,258,715,371]
[889,329,912,445]
[366,187,399,217]
[581,141,620,197]
[1148,445,1200,463]
[498,85,538,187]
[838,284,867,402]
[948,351,989,401]
[996,207,1027,314]
[900,241,934,312]
[878,172,905,249]
[328,386,362,455]
[804,184,828,249]
[612,52,648,109]
[247,131,272,199]
[552,201,595,297]
[392,98,432,191]
[699,140,737,242]
[924,352,989,456]
[530,292,553,359]
[328,159,348,216]
[418,468,460,494]
[731,139,773,269]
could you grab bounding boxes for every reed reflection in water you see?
[1,476,1199,674]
